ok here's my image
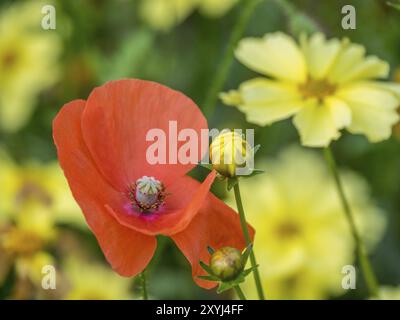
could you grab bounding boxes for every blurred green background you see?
[0,0,399,300]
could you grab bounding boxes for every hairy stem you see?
[234,285,247,300]
[140,271,148,300]
[233,181,265,300]
[203,0,262,116]
[323,146,379,297]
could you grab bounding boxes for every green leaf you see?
[199,260,214,275]
[252,144,261,155]
[216,275,246,293]
[198,163,213,171]
[207,246,215,255]
[241,169,265,180]
[241,244,253,265]
[227,177,238,191]
[242,265,258,278]
[217,282,234,293]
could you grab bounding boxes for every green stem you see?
[234,285,247,300]
[140,271,148,300]
[323,146,379,297]
[203,0,262,116]
[148,235,168,272]
[233,181,265,300]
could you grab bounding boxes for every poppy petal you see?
[81,79,208,191]
[53,100,157,276]
[106,171,217,236]
[171,193,254,289]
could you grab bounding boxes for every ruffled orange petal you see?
[171,193,254,289]
[81,79,208,191]
[53,100,157,276]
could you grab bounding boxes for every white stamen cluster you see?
[136,176,163,195]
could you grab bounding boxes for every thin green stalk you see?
[140,271,148,300]
[203,0,262,116]
[233,181,265,300]
[148,235,168,272]
[323,146,379,297]
[234,285,247,300]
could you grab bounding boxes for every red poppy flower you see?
[53,79,253,288]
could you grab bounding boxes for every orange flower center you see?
[128,176,165,213]
[298,78,337,100]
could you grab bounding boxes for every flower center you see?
[15,181,53,208]
[2,227,44,256]
[1,50,18,70]
[128,176,165,213]
[275,222,300,239]
[298,78,337,100]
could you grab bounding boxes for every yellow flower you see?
[0,205,55,287]
[15,251,54,285]
[0,0,61,132]
[228,146,385,299]
[0,149,85,229]
[394,68,400,83]
[393,68,400,139]
[221,32,400,147]
[198,0,239,17]
[0,147,88,290]
[63,259,133,300]
[140,0,238,31]
[374,286,400,300]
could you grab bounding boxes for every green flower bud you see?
[209,130,252,178]
[209,247,244,281]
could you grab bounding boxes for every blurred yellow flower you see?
[221,32,400,147]
[0,0,61,132]
[63,259,133,300]
[228,146,386,299]
[0,147,85,290]
[393,68,400,139]
[140,0,238,31]
[0,203,55,287]
[374,286,400,300]
[394,68,400,83]
[15,251,54,285]
[0,149,85,228]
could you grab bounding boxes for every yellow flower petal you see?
[325,96,352,129]
[235,32,307,82]
[375,286,400,300]
[0,93,34,132]
[198,0,237,17]
[230,78,304,125]
[337,84,400,142]
[16,251,54,283]
[300,33,341,80]
[328,41,389,84]
[219,90,242,106]
[65,258,133,300]
[293,100,341,147]
[140,0,195,31]
[0,1,61,132]
[364,81,400,99]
